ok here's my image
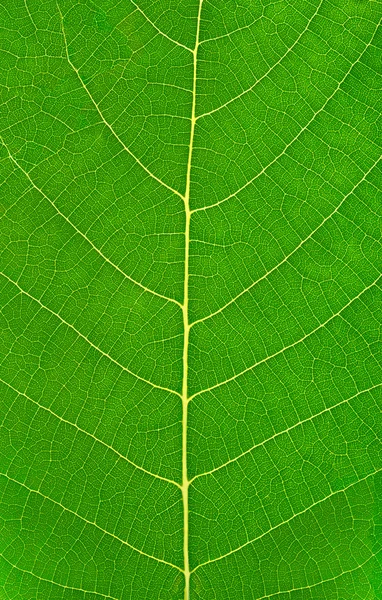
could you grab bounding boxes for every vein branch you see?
[56,3,184,200]
[1,378,181,488]
[1,139,182,308]
[1,473,183,572]
[189,382,382,482]
[189,273,381,400]
[0,272,182,398]
[190,155,381,327]
[191,469,380,572]
[130,1,193,52]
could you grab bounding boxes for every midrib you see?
[181,1,203,598]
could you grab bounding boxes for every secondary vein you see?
[189,382,382,482]
[1,378,181,489]
[189,273,381,400]
[57,3,183,200]
[1,139,182,309]
[0,272,182,398]
[191,469,380,572]
[1,473,183,572]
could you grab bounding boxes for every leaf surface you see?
[0,0,381,598]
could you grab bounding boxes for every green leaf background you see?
[0,0,381,598]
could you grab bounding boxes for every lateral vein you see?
[1,474,183,572]
[189,382,382,482]
[190,155,381,327]
[57,3,184,200]
[196,0,324,119]
[244,554,377,599]
[0,272,182,398]
[191,18,380,214]
[130,1,193,52]
[191,469,381,572]
[0,555,120,600]
[1,139,182,309]
[189,273,381,400]
[0,378,181,489]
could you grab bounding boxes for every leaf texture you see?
[0,0,381,598]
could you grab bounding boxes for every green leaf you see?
[0,0,381,598]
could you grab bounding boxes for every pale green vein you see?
[199,15,263,46]
[181,2,205,598]
[57,3,184,200]
[189,273,381,401]
[190,382,382,482]
[0,473,183,573]
[130,1,193,52]
[198,0,318,46]
[0,272,182,398]
[1,139,182,309]
[0,378,181,488]
[191,469,380,572]
[0,555,120,600]
[190,155,381,327]
[192,18,380,213]
[23,0,38,29]
[253,554,377,600]
[195,0,324,119]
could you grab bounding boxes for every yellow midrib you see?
[182,1,204,598]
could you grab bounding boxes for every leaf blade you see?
[0,0,381,598]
